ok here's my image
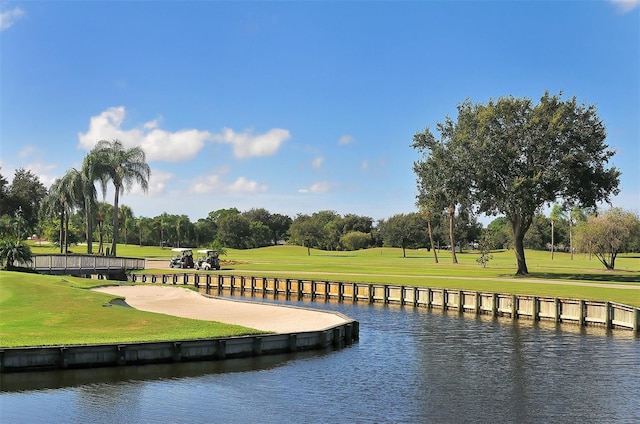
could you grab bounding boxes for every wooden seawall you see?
[128,273,640,333]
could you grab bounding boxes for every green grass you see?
[28,242,640,307]
[133,245,640,306]
[0,272,265,348]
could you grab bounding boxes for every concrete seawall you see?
[0,321,358,373]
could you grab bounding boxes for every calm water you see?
[1,296,639,423]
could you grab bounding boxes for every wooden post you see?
[554,298,561,322]
[458,290,464,314]
[605,302,611,329]
[399,286,405,306]
[368,284,374,304]
[475,292,480,315]
[511,295,518,319]
[492,293,498,317]
[579,300,586,327]
[353,282,358,303]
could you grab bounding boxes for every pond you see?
[1,296,638,423]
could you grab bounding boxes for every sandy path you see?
[93,285,350,333]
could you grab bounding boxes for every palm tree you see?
[92,139,150,256]
[78,154,99,254]
[118,204,134,245]
[44,172,78,253]
[0,238,32,269]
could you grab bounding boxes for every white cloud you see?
[298,181,332,193]
[312,156,324,169]
[361,160,368,170]
[79,107,291,163]
[609,0,639,12]
[188,171,265,194]
[0,6,25,31]
[226,176,267,193]
[190,173,221,194]
[214,127,291,159]
[338,135,354,145]
[78,106,212,162]
[143,168,172,196]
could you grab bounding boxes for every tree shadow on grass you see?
[526,272,640,284]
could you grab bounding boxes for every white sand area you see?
[93,285,351,333]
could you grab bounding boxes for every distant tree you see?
[218,214,251,249]
[487,217,512,250]
[248,221,272,248]
[289,214,323,255]
[413,123,473,264]
[575,208,640,270]
[549,204,564,260]
[119,205,134,245]
[380,213,426,257]
[523,214,551,250]
[341,214,373,234]
[340,231,370,251]
[8,168,47,236]
[568,206,588,260]
[268,213,292,244]
[0,167,9,217]
[424,92,620,275]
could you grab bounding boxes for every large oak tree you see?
[414,92,620,275]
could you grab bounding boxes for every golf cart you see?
[195,249,220,270]
[169,248,195,269]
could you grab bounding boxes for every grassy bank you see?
[0,272,264,348]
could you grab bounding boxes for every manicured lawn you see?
[0,272,264,348]
[130,245,640,307]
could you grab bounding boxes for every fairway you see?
[132,245,640,307]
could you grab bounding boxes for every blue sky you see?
[1,1,638,224]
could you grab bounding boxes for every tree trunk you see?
[550,220,555,260]
[448,205,458,264]
[427,220,438,264]
[512,220,529,275]
[64,213,69,255]
[85,201,93,255]
[111,186,120,256]
[569,220,574,260]
[59,210,64,254]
